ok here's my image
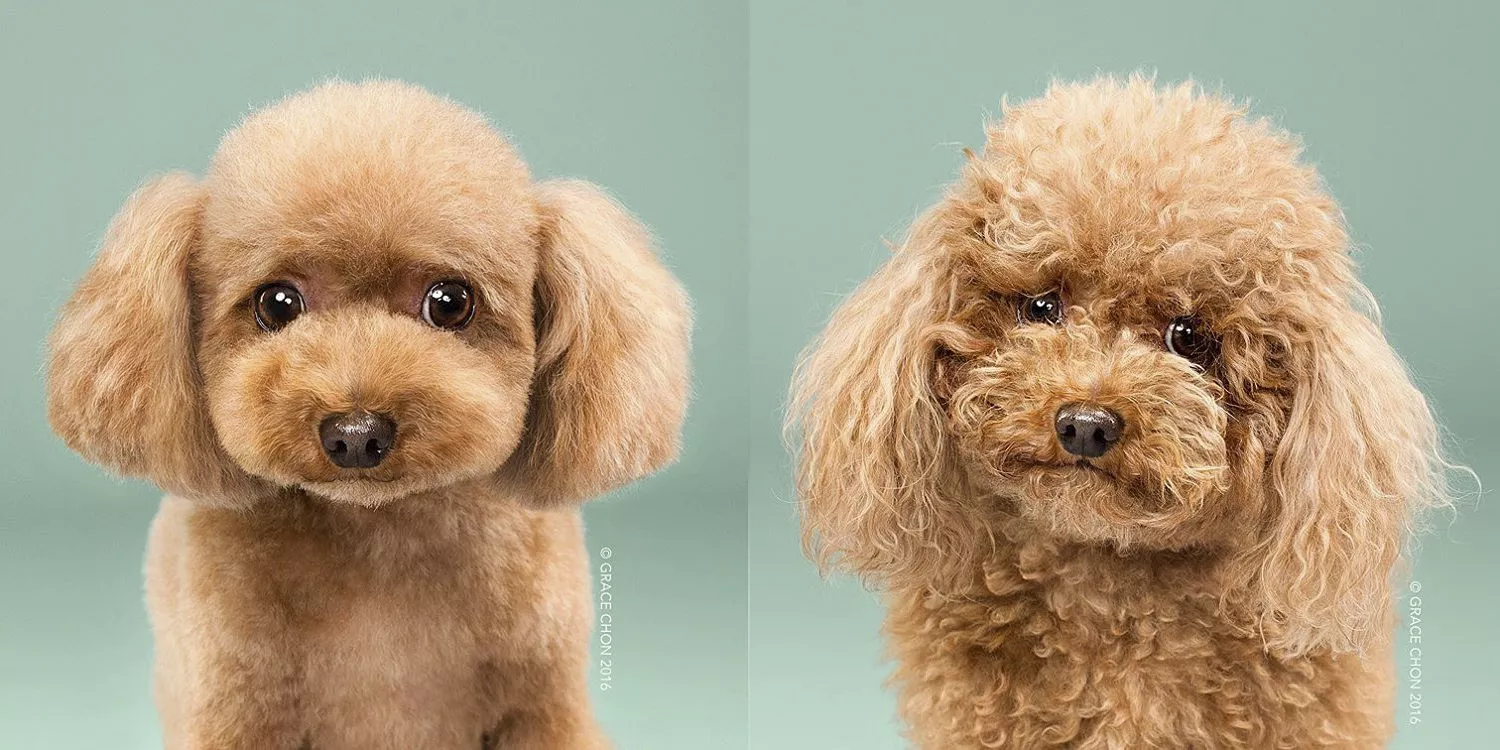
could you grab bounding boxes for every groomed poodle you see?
[47,80,689,749]
[792,77,1450,748]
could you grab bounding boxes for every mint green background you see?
[0,2,746,749]
[749,2,1497,748]
[4,2,1499,749]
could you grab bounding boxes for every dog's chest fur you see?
[298,564,488,748]
[146,491,591,750]
[885,540,1393,749]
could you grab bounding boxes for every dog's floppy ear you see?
[791,206,974,583]
[1240,289,1449,654]
[47,173,262,505]
[502,180,691,507]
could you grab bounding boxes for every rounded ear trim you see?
[47,173,263,504]
[501,179,692,506]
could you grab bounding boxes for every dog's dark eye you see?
[423,281,476,330]
[1018,292,1064,325]
[1164,316,1219,368]
[253,283,304,332]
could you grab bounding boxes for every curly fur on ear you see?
[791,207,984,584]
[1235,286,1453,655]
[47,173,263,504]
[501,180,691,507]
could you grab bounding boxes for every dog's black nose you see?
[319,411,396,469]
[1055,403,1124,459]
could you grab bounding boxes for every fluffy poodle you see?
[47,80,690,749]
[792,77,1450,748]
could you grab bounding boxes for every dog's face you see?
[49,80,691,509]
[934,131,1320,550]
[941,239,1246,551]
[794,78,1448,653]
[192,87,539,505]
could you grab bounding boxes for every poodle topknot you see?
[792,76,1451,748]
[48,80,690,749]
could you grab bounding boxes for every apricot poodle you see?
[792,77,1451,748]
[48,80,690,749]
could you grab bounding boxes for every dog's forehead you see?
[954,84,1349,320]
[957,170,1331,319]
[201,165,534,265]
[197,168,539,302]
[195,81,541,298]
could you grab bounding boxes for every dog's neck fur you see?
[920,513,1245,628]
[216,480,558,575]
[880,511,1392,748]
[876,507,1392,747]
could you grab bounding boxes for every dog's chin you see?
[290,457,511,508]
[300,476,433,508]
[987,462,1196,548]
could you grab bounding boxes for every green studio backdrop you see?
[4,1,1499,749]
[0,2,747,749]
[748,1,1497,749]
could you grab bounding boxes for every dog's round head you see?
[49,80,690,509]
[793,77,1450,653]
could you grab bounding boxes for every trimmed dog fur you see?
[48,80,690,749]
[792,77,1451,748]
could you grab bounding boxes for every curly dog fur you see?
[792,77,1451,748]
[48,80,690,749]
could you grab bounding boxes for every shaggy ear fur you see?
[1241,290,1449,654]
[791,208,976,583]
[502,180,691,507]
[47,173,262,505]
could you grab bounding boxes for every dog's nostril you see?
[1054,403,1125,459]
[319,411,397,469]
